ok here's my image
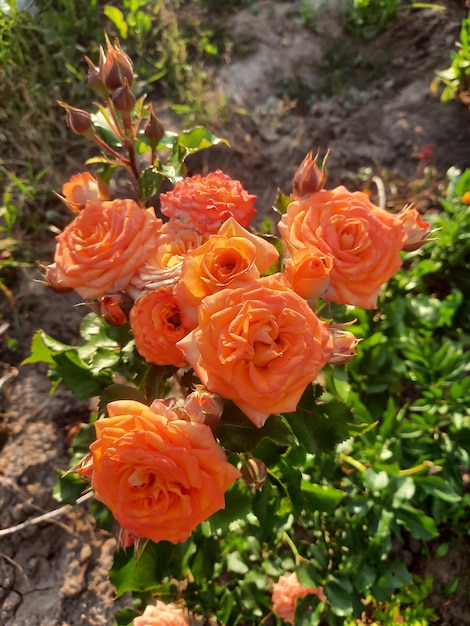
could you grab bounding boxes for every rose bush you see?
[77,399,241,544]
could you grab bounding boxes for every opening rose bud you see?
[184,386,224,426]
[282,248,333,300]
[397,205,432,252]
[61,172,110,213]
[328,325,359,365]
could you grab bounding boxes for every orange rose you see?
[174,217,279,327]
[133,601,189,626]
[46,199,161,300]
[129,289,190,367]
[272,573,326,625]
[278,187,406,308]
[61,172,110,213]
[160,169,257,235]
[177,276,332,428]
[78,399,240,544]
[282,247,333,300]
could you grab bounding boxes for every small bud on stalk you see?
[241,457,268,491]
[58,102,95,139]
[144,104,165,146]
[84,55,108,98]
[293,148,329,195]
[397,205,432,252]
[100,35,134,92]
[112,78,136,114]
[184,386,224,426]
[329,323,359,365]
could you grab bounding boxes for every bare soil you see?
[1,1,469,624]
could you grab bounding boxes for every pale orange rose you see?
[282,247,333,300]
[174,217,279,327]
[61,172,110,213]
[46,199,161,300]
[272,573,326,625]
[77,399,240,544]
[129,289,190,367]
[278,187,406,308]
[396,205,431,252]
[160,169,257,235]
[177,276,332,428]
[126,222,204,300]
[133,601,189,626]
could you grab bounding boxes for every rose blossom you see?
[61,172,110,212]
[175,217,279,327]
[133,601,189,626]
[77,399,240,544]
[130,289,190,367]
[46,199,161,300]
[278,187,406,308]
[272,573,326,625]
[160,169,257,235]
[177,275,332,428]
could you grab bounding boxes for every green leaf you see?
[22,330,70,365]
[283,387,354,454]
[209,480,252,533]
[396,505,438,540]
[176,126,229,155]
[110,541,173,596]
[139,166,164,204]
[213,403,295,452]
[324,575,355,617]
[272,188,293,215]
[54,351,110,400]
[53,472,88,504]
[301,482,345,514]
[103,6,128,39]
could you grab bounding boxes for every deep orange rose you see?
[177,276,332,428]
[174,217,279,327]
[79,399,240,544]
[133,601,189,626]
[130,289,190,367]
[61,172,110,213]
[272,573,326,625]
[46,199,161,300]
[278,187,406,308]
[160,169,257,235]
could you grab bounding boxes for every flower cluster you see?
[44,37,432,586]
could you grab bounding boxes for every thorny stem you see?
[0,492,93,537]
[92,134,130,165]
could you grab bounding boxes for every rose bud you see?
[84,55,108,97]
[144,103,165,146]
[328,324,359,365]
[100,35,134,92]
[397,205,432,252]
[241,457,267,491]
[57,101,95,138]
[184,386,224,426]
[282,247,333,300]
[293,148,329,196]
[112,78,136,113]
[100,294,130,326]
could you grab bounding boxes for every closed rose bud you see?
[184,386,224,426]
[112,78,136,113]
[329,324,359,365]
[58,101,94,138]
[241,457,267,491]
[397,205,432,252]
[84,55,107,97]
[293,148,329,195]
[144,104,165,146]
[100,36,134,92]
[100,294,130,326]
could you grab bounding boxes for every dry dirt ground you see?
[1,1,469,625]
